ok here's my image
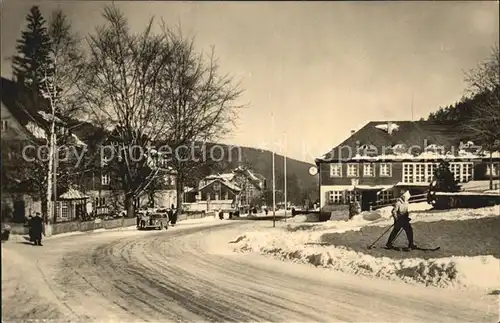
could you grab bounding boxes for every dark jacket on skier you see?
[386,191,416,249]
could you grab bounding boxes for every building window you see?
[363,163,374,177]
[213,182,221,191]
[1,120,8,132]
[61,202,69,221]
[347,164,359,177]
[449,162,473,183]
[486,163,500,177]
[101,173,110,185]
[346,190,361,202]
[426,163,438,182]
[328,191,343,204]
[379,190,394,203]
[330,164,342,177]
[415,164,425,183]
[403,164,414,183]
[380,163,392,177]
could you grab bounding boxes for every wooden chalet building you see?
[315,120,500,212]
[184,167,266,211]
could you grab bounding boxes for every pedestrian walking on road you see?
[386,191,417,250]
[170,204,178,226]
[30,213,44,246]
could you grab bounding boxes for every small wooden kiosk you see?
[57,187,90,222]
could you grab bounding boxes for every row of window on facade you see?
[327,190,394,205]
[99,173,176,186]
[402,162,473,183]
[330,162,478,183]
[330,163,392,177]
[202,192,231,201]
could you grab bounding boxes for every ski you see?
[413,246,440,252]
[369,246,441,252]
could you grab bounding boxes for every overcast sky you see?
[1,1,498,162]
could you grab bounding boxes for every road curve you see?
[2,221,498,322]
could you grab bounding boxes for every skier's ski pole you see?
[367,224,394,249]
[394,227,403,241]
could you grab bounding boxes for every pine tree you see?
[427,160,461,209]
[11,5,51,92]
[433,161,461,192]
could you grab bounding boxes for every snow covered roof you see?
[70,133,87,147]
[233,166,265,190]
[26,121,47,140]
[375,122,399,135]
[218,172,235,181]
[198,178,241,192]
[59,188,89,200]
[316,120,499,163]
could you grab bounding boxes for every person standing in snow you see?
[348,198,361,220]
[386,190,417,249]
[170,204,177,226]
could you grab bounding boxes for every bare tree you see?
[157,27,243,214]
[80,7,176,217]
[40,9,86,226]
[464,44,500,189]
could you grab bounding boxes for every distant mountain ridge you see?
[197,143,319,194]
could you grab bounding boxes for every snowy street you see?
[2,218,497,322]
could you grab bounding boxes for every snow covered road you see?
[2,220,498,322]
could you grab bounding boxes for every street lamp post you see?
[284,131,287,221]
[272,112,276,227]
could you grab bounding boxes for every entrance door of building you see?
[361,191,378,211]
[13,200,26,223]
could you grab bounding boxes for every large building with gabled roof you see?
[315,120,500,212]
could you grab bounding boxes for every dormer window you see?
[392,143,407,155]
[424,144,445,154]
[1,120,8,132]
[357,144,378,156]
[101,173,110,185]
[375,122,399,135]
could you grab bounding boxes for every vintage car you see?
[138,212,169,230]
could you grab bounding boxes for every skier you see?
[30,213,44,246]
[386,190,417,250]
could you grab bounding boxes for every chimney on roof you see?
[350,130,355,136]
[387,121,394,135]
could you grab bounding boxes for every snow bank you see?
[230,231,499,291]
[278,204,500,243]
[230,205,500,290]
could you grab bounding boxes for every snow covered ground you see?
[230,203,500,291]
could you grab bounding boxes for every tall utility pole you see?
[411,92,414,121]
[272,112,276,227]
[53,139,58,223]
[284,131,287,221]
